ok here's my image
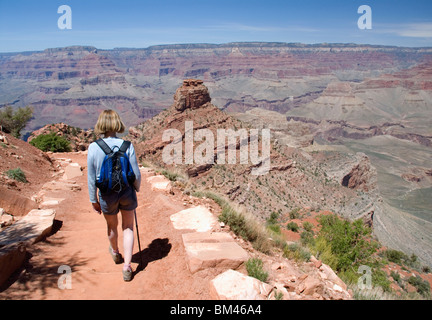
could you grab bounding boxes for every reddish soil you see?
[0,151,221,300]
[382,261,432,297]
[0,132,56,216]
[281,209,333,242]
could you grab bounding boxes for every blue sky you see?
[0,0,432,52]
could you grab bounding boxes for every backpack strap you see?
[119,140,131,153]
[95,139,113,155]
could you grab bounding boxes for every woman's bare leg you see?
[103,213,119,253]
[121,209,134,269]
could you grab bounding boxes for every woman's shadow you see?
[132,238,172,275]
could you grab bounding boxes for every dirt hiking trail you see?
[0,151,222,300]
[1,150,356,301]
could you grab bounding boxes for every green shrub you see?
[289,208,300,219]
[310,214,398,292]
[194,190,272,253]
[283,243,311,262]
[381,249,422,270]
[29,132,71,152]
[408,275,431,298]
[160,169,185,182]
[390,271,401,283]
[303,221,314,232]
[316,214,379,272]
[246,258,268,282]
[266,212,281,235]
[372,269,391,292]
[6,168,27,183]
[286,221,299,232]
[267,212,279,225]
[338,269,361,286]
[309,237,338,270]
[219,206,248,238]
[300,230,315,246]
[384,249,408,264]
[274,291,284,300]
[267,223,281,234]
[0,106,33,138]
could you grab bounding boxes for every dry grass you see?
[350,283,427,300]
[192,189,275,254]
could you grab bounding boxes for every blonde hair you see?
[94,110,125,135]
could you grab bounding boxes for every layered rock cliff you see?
[129,80,379,226]
[1,43,431,135]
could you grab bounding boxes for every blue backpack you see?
[95,139,136,194]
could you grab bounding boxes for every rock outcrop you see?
[129,80,380,225]
[28,123,97,151]
[340,153,376,193]
[173,79,211,111]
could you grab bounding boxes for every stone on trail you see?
[42,180,81,192]
[39,198,64,208]
[182,232,249,273]
[170,205,218,232]
[0,208,56,287]
[0,209,56,247]
[146,175,172,192]
[62,163,82,180]
[210,269,273,300]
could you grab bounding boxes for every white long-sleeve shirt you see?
[87,137,141,203]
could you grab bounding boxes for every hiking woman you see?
[87,109,141,281]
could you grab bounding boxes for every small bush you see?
[29,132,71,152]
[390,271,401,283]
[300,230,315,246]
[289,208,300,219]
[372,269,392,292]
[161,169,185,182]
[267,212,279,225]
[267,223,281,234]
[6,168,27,183]
[408,275,431,298]
[381,249,422,270]
[0,105,33,138]
[246,258,268,282]
[422,266,431,274]
[384,249,408,265]
[303,221,314,232]
[286,221,299,232]
[316,214,379,272]
[309,237,338,270]
[266,212,281,235]
[274,291,284,300]
[283,243,311,262]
